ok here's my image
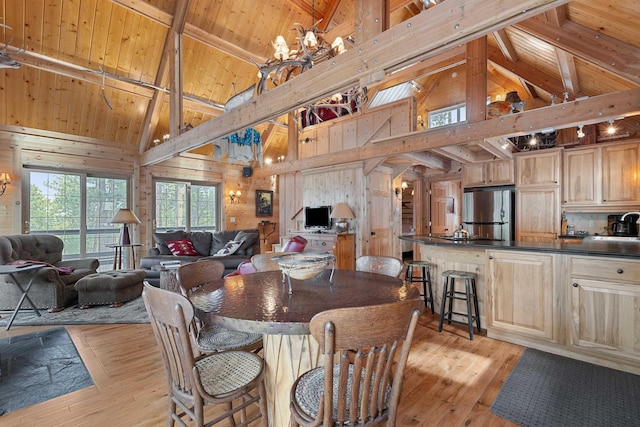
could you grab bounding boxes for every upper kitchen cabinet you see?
[462,159,514,187]
[515,149,561,187]
[562,140,640,210]
[602,142,640,205]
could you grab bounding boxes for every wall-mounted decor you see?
[256,190,273,217]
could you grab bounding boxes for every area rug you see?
[0,297,149,327]
[0,328,94,414]
[490,348,640,426]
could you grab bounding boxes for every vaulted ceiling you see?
[1,0,639,173]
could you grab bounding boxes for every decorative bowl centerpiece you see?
[272,252,335,293]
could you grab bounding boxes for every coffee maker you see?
[609,214,639,236]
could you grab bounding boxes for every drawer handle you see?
[617,268,624,274]
[488,256,494,260]
[321,242,327,246]
[572,283,578,288]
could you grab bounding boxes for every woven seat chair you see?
[355,255,404,278]
[177,260,263,353]
[290,299,423,427]
[142,283,269,427]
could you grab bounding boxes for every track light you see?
[607,119,616,135]
[577,125,585,139]
[529,134,537,146]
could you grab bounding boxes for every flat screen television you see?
[304,206,332,230]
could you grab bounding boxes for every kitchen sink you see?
[582,235,640,243]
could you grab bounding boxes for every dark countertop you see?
[399,235,640,259]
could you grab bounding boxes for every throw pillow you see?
[166,239,198,256]
[234,230,259,255]
[212,240,242,257]
[153,230,187,255]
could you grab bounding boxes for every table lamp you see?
[111,208,141,245]
[331,203,355,233]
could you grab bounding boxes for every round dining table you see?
[189,268,420,427]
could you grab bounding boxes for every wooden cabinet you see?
[568,256,640,364]
[486,250,555,341]
[562,147,599,206]
[515,149,561,242]
[462,159,514,187]
[299,233,355,270]
[562,141,640,208]
[515,148,561,187]
[602,142,640,205]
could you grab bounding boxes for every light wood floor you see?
[0,313,523,426]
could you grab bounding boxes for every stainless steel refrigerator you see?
[462,186,515,241]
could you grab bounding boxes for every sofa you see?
[0,234,100,311]
[140,229,261,286]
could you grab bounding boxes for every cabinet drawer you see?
[307,238,335,251]
[570,256,640,283]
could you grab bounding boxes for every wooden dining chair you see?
[177,259,263,353]
[355,255,404,278]
[290,299,424,427]
[142,283,269,427]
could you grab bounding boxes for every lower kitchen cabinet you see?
[568,256,640,364]
[487,250,555,341]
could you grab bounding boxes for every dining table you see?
[189,268,420,427]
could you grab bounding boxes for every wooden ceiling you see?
[1,0,639,172]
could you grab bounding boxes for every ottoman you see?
[74,270,146,308]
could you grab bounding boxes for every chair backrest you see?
[176,259,225,297]
[355,255,403,278]
[142,282,200,395]
[282,235,308,252]
[309,299,423,425]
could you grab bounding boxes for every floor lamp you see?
[111,208,141,245]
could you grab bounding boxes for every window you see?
[26,170,129,267]
[154,181,218,232]
[428,103,466,128]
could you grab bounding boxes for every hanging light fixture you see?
[577,125,585,138]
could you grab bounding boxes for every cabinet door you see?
[488,159,514,185]
[602,143,639,204]
[563,148,599,206]
[516,150,561,187]
[516,187,559,242]
[487,251,554,340]
[335,234,355,270]
[569,278,640,363]
[462,163,487,187]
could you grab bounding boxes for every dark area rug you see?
[490,348,640,427]
[0,327,94,414]
[0,296,148,327]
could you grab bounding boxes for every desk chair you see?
[177,260,263,353]
[355,255,404,277]
[290,299,423,426]
[142,283,268,427]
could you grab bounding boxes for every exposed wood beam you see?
[487,44,566,97]
[477,138,513,159]
[6,47,222,116]
[515,16,640,85]
[430,146,477,164]
[492,28,518,62]
[556,50,580,97]
[256,89,640,177]
[401,151,450,170]
[142,0,571,166]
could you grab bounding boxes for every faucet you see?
[620,212,640,236]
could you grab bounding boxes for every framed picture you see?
[255,190,273,217]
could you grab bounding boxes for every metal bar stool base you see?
[404,260,434,314]
[438,270,481,340]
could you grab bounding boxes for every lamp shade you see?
[111,208,141,224]
[330,203,355,219]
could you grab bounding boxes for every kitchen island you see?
[400,235,640,374]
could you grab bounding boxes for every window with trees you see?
[154,181,218,232]
[428,103,467,128]
[26,170,129,266]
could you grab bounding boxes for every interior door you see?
[366,171,394,256]
[430,180,461,236]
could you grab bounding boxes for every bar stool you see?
[404,260,434,314]
[438,270,481,340]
